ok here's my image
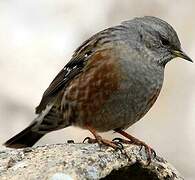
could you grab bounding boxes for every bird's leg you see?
[114,129,156,163]
[83,125,123,150]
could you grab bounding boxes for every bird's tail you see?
[4,104,53,148]
[3,122,45,148]
[4,104,71,148]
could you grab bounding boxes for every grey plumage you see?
[4,16,192,148]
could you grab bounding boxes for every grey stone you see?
[0,143,183,180]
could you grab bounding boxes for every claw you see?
[112,137,123,142]
[83,137,91,143]
[67,140,74,144]
[83,137,98,144]
[114,146,129,160]
[114,146,123,154]
[115,142,124,149]
[111,140,128,156]
[151,148,157,158]
[112,140,124,149]
[114,129,157,164]
[83,125,126,153]
[139,145,143,152]
[84,125,128,157]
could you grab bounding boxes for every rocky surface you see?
[0,143,183,180]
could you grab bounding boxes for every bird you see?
[4,16,192,160]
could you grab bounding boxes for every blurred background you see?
[0,0,194,179]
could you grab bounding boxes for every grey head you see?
[122,16,193,66]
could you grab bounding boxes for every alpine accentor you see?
[4,16,192,160]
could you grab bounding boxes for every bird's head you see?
[124,16,193,66]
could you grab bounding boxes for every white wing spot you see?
[72,66,77,69]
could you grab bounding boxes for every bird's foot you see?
[114,130,156,164]
[83,124,124,153]
[83,136,124,153]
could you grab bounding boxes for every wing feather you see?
[35,25,123,114]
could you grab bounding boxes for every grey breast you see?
[91,43,164,132]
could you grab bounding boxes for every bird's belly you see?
[83,62,163,131]
[85,83,161,132]
[71,58,163,132]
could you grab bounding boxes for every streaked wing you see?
[35,24,126,114]
[35,56,86,114]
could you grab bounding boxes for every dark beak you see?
[172,49,193,62]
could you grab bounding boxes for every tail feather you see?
[3,104,71,149]
[4,104,54,149]
[4,123,45,148]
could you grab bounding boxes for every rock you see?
[0,143,183,180]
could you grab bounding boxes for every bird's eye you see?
[160,37,170,46]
